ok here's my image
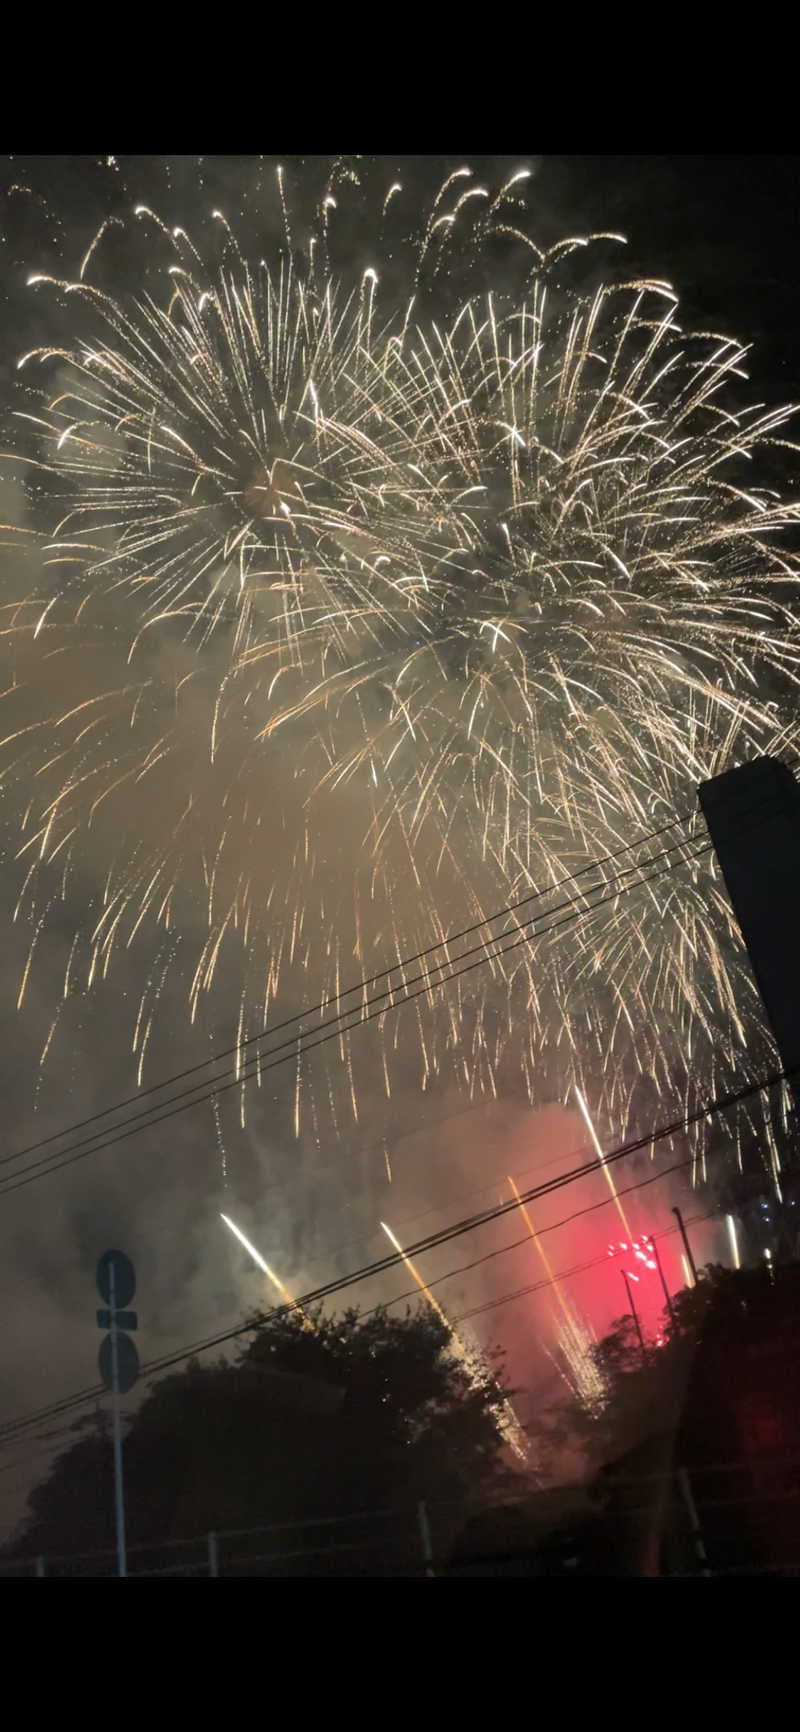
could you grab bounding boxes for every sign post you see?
[96,1250,138,1580]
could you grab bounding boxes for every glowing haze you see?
[3,155,799,1197]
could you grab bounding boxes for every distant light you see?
[726,1213,741,1271]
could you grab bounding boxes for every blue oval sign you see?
[96,1250,136,1310]
[98,1332,139,1395]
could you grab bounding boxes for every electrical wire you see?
[0,1053,791,1449]
[6,808,697,1170]
[0,835,712,1195]
[3,775,782,1197]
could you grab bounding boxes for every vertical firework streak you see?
[573,1088,632,1236]
[380,1221,527,1459]
[220,1212,313,1327]
[509,1173,607,1412]
[549,1304,608,1414]
[2,158,800,1191]
[726,1212,741,1270]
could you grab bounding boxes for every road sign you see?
[96,1250,136,1310]
[99,1332,139,1395]
[94,1248,138,1577]
[97,1309,137,1332]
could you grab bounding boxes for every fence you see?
[5,1454,800,1575]
[0,1496,448,1578]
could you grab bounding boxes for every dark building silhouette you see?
[698,755,800,1104]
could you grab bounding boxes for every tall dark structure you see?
[698,755,800,1102]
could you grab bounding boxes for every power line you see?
[0,1191,708,1457]
[452,1207,720,1325]
[6,818,701,1178]
[63,1053,800,1338]
[0,836,712,1196]
[7,808,696,1171]
[0,1054,791,1448]
[343,1199,722,1329]
[0,1133,680,1457]
[0,1113,691,1454]
[370,1177,724,1328]
[5,774,782,1197]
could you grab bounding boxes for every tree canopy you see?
[9,1304,519,1576]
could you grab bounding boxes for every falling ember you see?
[220,1213,313,1328]
[574,1087,632,1236]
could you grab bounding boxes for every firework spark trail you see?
[549,1303,608,1413]
[726,1212,741,1270]
[4,158,800,1187]
[220,1211,313,1327]
[379,1219,454,1330]
[510,1168,607,1412]
[507,1173,572,1322]
[380,1220,527,1459]
[573,1087,632,1235]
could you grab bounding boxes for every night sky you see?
[0,155,797,1542]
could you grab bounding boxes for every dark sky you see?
[544,156,800,386]
[0,155,797,1544]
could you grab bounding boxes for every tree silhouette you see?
[526,1261,800,1574]
[10,1304,519,1575]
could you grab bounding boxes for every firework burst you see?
[4,158,800,1178]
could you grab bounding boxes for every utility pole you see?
[672,1208,698,1287]
[621,1269,647,1360]
[644,1232,677,1328]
